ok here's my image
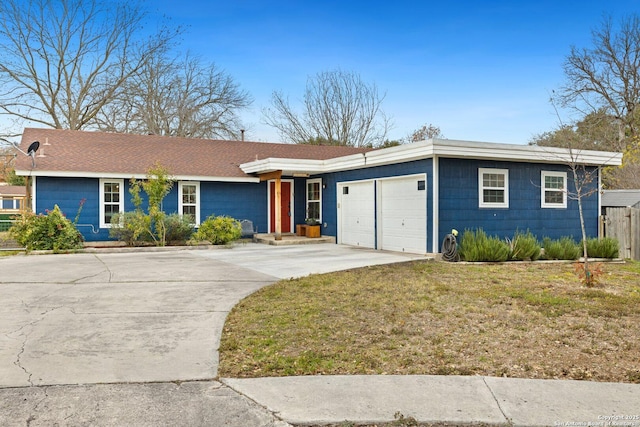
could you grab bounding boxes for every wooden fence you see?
[604,207,640,260]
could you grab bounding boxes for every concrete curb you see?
[222,375,640,427]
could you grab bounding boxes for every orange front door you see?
[270,181,292,233]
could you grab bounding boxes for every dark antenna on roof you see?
[12,140,40,168]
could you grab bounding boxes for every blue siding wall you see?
[35,177,267,241]
[198,181,268,232]
[35,177,136,241]
[437,158,600,246]
[34,157,601,250]
[161,181,268,231]
[293,179,307,225]
[318,159,434,251]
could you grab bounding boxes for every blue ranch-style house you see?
[14,128,622,254]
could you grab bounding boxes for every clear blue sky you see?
[150,0,639,144]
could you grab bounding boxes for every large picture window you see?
[478,168,509,208]
[541,171,567,208]
[306,178,322,223]
[99,179,124,228]
[179,181,200,224]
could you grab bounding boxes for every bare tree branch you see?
[262,70,390,147]
[94,52,252,139]
[558,14,640,143]
[0,0,181,137]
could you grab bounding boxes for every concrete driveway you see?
[1,243,423,388]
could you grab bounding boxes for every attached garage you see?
[377,175,427,254]
[337,174,427,254]
[337,180,376,248]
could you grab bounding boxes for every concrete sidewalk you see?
[223,375,640,426]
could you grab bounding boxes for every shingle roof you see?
[14,128,371,179]
[0,185,26,196]
[602,189,640,208]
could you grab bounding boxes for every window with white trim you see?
[179,181,200,225]
[306,178,322,223]
[99,179,124,228]
[478,168,509,208]
[541,171,567,208]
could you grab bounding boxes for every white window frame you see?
[306,178,322,223]
[99,178,124,228]
[478,168,509,208]
[178,181,200,225]
[541,171,567,208]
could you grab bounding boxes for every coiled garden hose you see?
[441,233,459,262]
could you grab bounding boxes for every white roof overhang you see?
[13,169,261,183]
[240,139,623,176]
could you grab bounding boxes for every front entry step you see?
[253,233,335,246]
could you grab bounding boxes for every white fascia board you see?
[240,154,370,175]
[14,169,260,183]
[239,145,433,175]
[431,139,623,166]
[240,139,623,176]
[240,158,327,175]
[322,152,369,171]
[363,141,433,167]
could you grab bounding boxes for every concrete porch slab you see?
[253,233,335,245]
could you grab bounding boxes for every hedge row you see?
[457,229,619,262]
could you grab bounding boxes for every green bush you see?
[164,213,195,244]
[541,237,581,260]
[109,211,152,246]
[508,230,541,261]
[584,237,619,259]
[9,205,83,252]
[192,215,242,245]
[459,228,510,262]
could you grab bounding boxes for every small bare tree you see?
[542,105,619,286]
[0,0,180,136]
[263,70,390,147]
[95,53,252,139]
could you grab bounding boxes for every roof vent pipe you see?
[241,129,245,142]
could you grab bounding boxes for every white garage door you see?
[378,175,427,254]
[337,180,375,248]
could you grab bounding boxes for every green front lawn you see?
[219,260,640,383]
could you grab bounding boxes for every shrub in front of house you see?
[508,230,541,261]
[583,237,619,259]
[9,205,83,252]
[458,228,510,262]
[192,214,242,245]
[164,213,195,244]
[109,211,152,246]
[541,237,581,260]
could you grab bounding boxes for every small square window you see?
[478,168,509,208]
[417,180,426,191]
[541,171,567,208]
[343,186,349,195]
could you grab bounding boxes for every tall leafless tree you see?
[95,53,251,139]
[0,0,180,142]
[263,70,390,147]
[557,14,640,143]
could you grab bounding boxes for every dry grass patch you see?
[218,261,640,383]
